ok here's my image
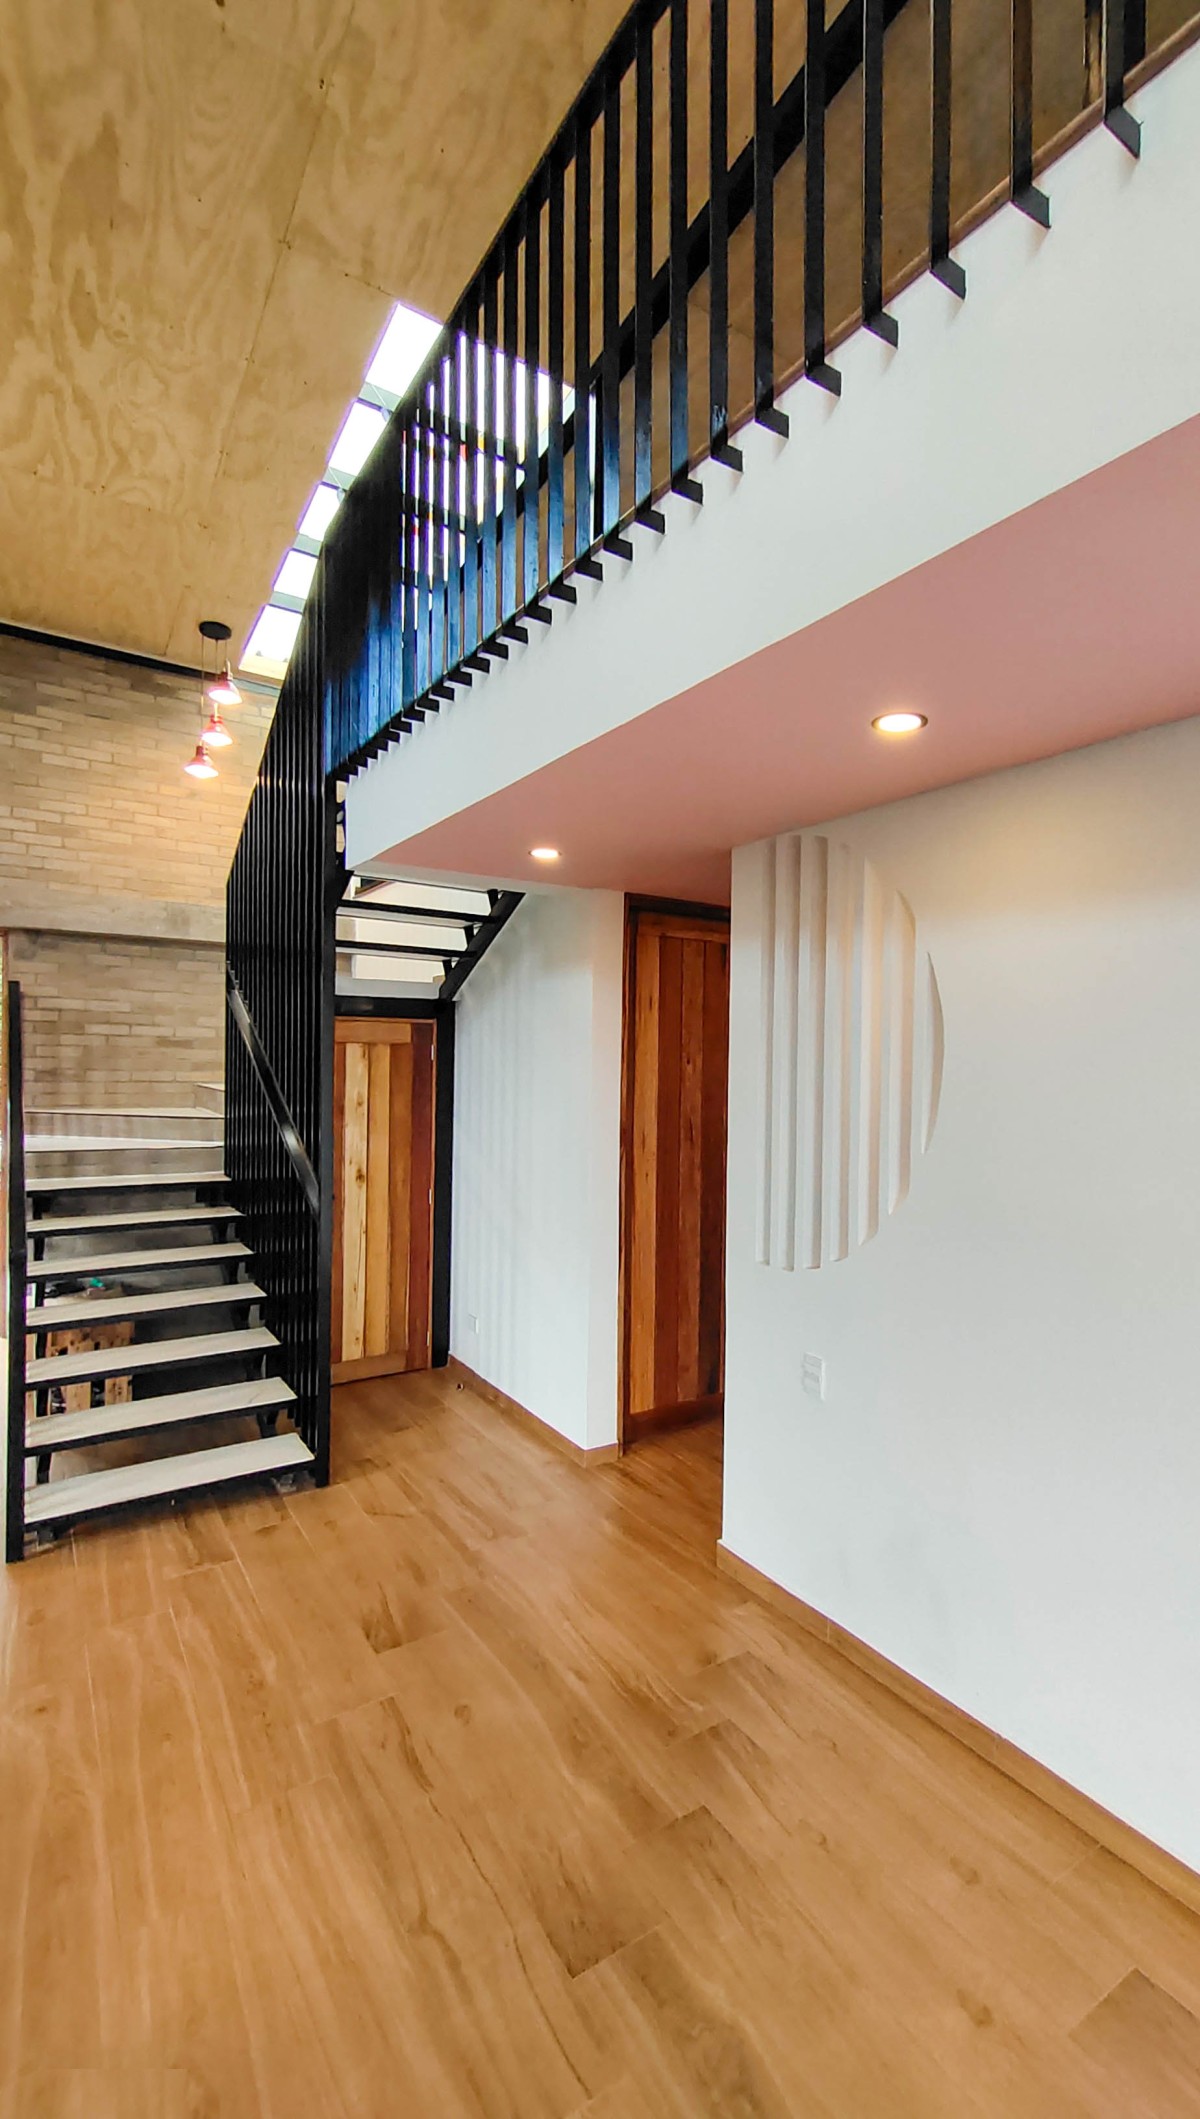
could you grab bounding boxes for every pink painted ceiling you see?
[378,411,1200,905]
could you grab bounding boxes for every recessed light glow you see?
[530,846,561,862]
[872,711,928,735]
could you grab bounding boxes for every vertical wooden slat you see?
[698,938,729,1399]
[341,1039,369,1362]
[363,1042,392,1356]
[601,54,622,534]
[331,1035,346,1366]
[547,149,566,583]
[635,7,654,502]
[388,1031,414,1358]
[668,0,694,493]
[407,1024,436,1369]
[628,925,660,1417]
[803,0,840,391]
[573,115,592,561]
[930,0,966,296]
[652,936,684,1409]
[676,940,706,1401]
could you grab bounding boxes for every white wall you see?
[724,716,1200,1870]
[451,888,624,1450]
[349,44,1200,871]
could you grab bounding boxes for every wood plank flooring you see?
[2,1368,1199,2116]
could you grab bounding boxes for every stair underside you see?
[27,1282,264,1331]
[24,1432,313,1528]
[27,1241,250,1280]
[30,1204,241,1238]
[25,1376,297,1454]
[27,1170,230,1195]
[26,1325,278,1389]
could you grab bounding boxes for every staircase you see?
[9,1087,314,1551]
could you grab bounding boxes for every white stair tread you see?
[27,1325,278,1387]
[28,1241,250,1280]
[27,1136,223,1153]
[27,1169,229,1195]
[25,1432,313,1526]
[25,1375,297,1453]
[30,1205,241,1237]
[27,1283,264,1330]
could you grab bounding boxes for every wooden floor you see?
[3,1372,1200,2117]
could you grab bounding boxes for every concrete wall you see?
[451,889,624,1451]
[0,631,273,1108]
[723,714,1200,1872]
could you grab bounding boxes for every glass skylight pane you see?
[274,550,318,601]
[329,401,387,476]
[242,605,302,678]
[367,303,442,396]
[298,484,340,542]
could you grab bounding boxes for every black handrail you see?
[314,0,1154,776]
[4,981,27,1563]
[226,970,320,1223]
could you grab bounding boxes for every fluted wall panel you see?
[755,833,942,1269]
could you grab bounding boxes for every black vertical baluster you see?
[930,0,966,295]
[437,356,451,679]
[669,0,702,498]
[1011,0,1050,222]
[548,148,566,581]
[862,0,898,343]
[709,0,742,468]
[463,285,481,657]
[482,267,499,637]
[574,116,592,560]
[427,380,442,692]
[419,390,432,698]
[753,0,788,435]
[804,0,841,392]
[635,10,657,497]
[502,227,519,618]
[401,415,418,714]
[523,188,542,605]
[599,58,622,541]
[1103,0,1141,149]
[444,334,461,681]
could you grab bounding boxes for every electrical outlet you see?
[801,1353,826,1402]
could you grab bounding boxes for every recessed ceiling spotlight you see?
[872,711,928,735]
[530,846,561,862]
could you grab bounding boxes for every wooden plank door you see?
[332,1018,436,1384]
[621,907,730,1440]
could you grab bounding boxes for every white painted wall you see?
[724,715,1200,1871]
[349,46,1200,871]
[451,888,624,1450]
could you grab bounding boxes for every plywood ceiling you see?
[0,0,626,665]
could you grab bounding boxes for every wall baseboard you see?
[716,1542,1200,1921]
[446,1357,620,1466]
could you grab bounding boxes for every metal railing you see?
[225,601,339,1483]
[3,980,27,1562]
[315,0,1168,775]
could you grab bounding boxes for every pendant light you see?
[200,618,242,708]
[184,740,219,779]
[201,705,234,748]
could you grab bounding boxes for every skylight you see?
[239,296,572,684]
[241,299,442,682]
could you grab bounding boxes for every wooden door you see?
[621,906,730,1440]
[332,1018,436,1384]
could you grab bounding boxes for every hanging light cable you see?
[185,619,234,780]
[200,618,242,707]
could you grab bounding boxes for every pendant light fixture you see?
[184,740,219,779]
[184,618,238,780]
[200,618,242,708]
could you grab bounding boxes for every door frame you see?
[334,998,455,1370]
[617,894,731,1451]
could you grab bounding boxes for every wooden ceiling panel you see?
[0,467,188,654]
[288,0,629,316]
[0,1,322,521]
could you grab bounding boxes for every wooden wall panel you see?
[622,909,730,1437]
[332,1018,435,1384]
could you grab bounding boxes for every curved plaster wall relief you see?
[756,833,943,1268]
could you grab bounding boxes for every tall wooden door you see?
[621,906,730,1441]
[332,1018,436,1383]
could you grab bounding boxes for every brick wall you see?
[0,630,275,1110]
